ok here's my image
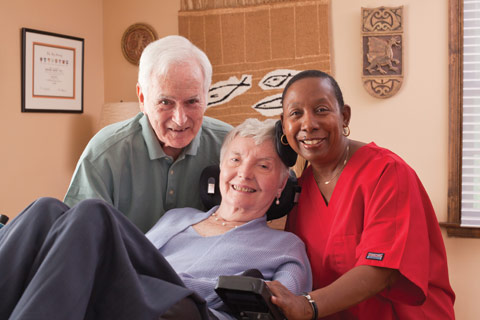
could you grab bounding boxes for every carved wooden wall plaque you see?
[121,23,158,65]
[362,6,403,98]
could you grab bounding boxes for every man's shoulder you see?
[82,113,144,160]
[201,116,233,135]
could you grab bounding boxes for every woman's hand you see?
[267,266,400,319]
[267,280,313,320]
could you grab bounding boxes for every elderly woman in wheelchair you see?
[0,118,311,320]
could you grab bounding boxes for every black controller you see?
[215,275,286,320]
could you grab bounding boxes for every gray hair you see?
[220,118,289,178]
[137,35,212,97]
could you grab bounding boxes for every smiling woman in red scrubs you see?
[267,70,455,320]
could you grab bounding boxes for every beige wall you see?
[103,0,181,102]
[0,0,104,215]
[0,0,479,319]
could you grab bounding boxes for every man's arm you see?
[64,158,113,207]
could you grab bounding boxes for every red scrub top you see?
[287,143,455,319]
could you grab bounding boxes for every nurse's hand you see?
[267,280,314,320]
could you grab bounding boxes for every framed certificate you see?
[21,28,84,113]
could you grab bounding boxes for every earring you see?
[343,126,350,137]
[275,197,280,205]
[280,134,289,146]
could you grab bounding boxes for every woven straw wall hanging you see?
[179,0,332,126]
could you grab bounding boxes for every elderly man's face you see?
[138,62,207,159]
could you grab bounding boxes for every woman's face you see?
[281,77,350,165]
[219,135,286,220]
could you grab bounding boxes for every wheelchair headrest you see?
[199,165,301,221]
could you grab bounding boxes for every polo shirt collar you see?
[186,126,201,156]
[140,113,201,160]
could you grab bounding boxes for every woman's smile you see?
[299,137,324,147]
[231,184,256,193]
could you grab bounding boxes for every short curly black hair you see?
[281,70,345,110]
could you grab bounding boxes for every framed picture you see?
[21,28,84,113]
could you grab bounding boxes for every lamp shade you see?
[98,102,141,130]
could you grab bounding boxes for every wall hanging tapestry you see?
[179,0,331,126]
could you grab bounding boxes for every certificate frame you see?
[21,28,84,113]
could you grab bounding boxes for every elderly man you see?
[65,36,232,232]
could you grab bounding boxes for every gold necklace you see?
[211,212,239,228]
[323,143,350,185]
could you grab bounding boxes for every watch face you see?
[121,23,158,65]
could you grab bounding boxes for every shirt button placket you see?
[165,162,176,210]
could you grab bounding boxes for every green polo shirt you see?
[64,112,232,232]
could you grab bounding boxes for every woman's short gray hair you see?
[137,35,212,97]
[220,118,289,177]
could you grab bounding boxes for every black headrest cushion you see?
[274,120,298,167]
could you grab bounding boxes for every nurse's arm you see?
[269,265,399,319]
